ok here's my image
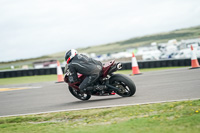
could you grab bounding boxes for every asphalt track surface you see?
[0,67,200,117]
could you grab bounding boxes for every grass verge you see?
[116,66,188,75]
[0,75,57,85]
[0,99,199,133]
[0,67,188,85]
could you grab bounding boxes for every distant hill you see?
[1,25,200,69]
[50,25,200,57]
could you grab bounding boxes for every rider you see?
[64,49,103,93]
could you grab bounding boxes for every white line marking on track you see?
[0,98,199,118]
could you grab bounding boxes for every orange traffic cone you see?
[132,52,142,75]
[190,45,200,69]
[56,61,64,83]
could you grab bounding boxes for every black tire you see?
[109,74,136,97]
[68,87,91,100]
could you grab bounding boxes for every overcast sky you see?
[0,0,200,62]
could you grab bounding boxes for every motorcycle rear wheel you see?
[109,74,136,97]
[69,87,91,100]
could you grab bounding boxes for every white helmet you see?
[65,49,78,64]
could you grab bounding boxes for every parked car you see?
[174,49,191,59]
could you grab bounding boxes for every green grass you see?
[0,100,200,133]
[0,75,57,85]
[115,66,188,74]
[0,67,189,85]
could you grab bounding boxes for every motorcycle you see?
[64,60,136,100]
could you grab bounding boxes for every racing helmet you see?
[65,49,78,64]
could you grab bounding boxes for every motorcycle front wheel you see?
[109,74,136,97]
[68,87,91,100]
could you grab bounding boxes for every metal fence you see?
[0,58,198,78]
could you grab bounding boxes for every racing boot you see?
[79,86,93,94]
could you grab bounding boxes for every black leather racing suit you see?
[67,54,103,90]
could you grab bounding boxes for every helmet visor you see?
[65,51,71,61]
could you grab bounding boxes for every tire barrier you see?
[0,58,199,78]
[119,58,199,70]
[0,68,62,78]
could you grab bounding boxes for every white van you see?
[174,49,191,59]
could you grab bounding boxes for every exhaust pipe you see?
[116,63,122,70]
